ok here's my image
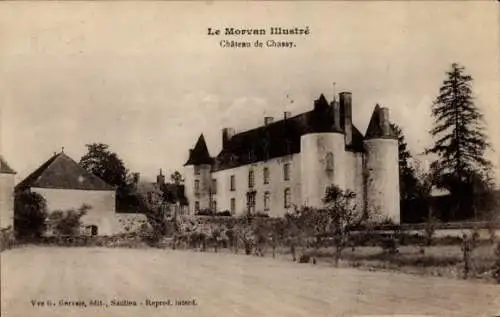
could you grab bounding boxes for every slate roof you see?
[185,94,394,172]
[0,155,16,174]
[15,152,115,191]
[365,104,397,139]
[184,134,213,166]
[212,94,365,171]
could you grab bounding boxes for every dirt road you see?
[1,247,499,317]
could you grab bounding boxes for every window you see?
[90,225,98,236]
[194,201,200,212]
[247,192,256,214]
[284,188,291,208]
[263,167,270,184]
[230,175,236,191]
[147,192,153,204]
[194,166,200,175]
[248,170,255,188]
[230,198,236,215]
[283,163,290,181]
[194,180,200,193]
[211,179,217,194]
[211,200,217,212]
[326,152,334,172]
[264,191,270,211]
[248,150,255,161]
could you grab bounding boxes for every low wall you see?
[113,213,148,234]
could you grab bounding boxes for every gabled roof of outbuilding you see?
[0,155,16,174]
[15,152,115,191]
[184,134,213,166]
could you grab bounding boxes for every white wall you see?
[345,151,365,214]
[364,139,400,223]
[212,153,301,217]
[32,187,117,235]
[300,133,345,207]
[0,173,15,229]
[184,164,212,214]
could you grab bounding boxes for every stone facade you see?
[0,157,16,229]
[183,91,401,223]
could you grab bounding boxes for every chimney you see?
[284,111,291,120]
[264,116,274,126]
[380,107,390,136]
[222,128,235,148]
[157,169,165,185]
[332,101,341,131]
[339,92,352,146]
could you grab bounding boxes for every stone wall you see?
[0,173,15,229]
[113,213,148,234]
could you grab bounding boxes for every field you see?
[1,247,499,317]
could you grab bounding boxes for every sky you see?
[1,1,499,185]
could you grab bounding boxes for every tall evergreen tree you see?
[426,63,492,218]
[391,123,418,201]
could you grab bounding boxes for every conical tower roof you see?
[184,134,213,166]
[365,104,396,139]
[0,155,16,174]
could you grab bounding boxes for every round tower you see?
[300,94,345,208]
[364,105,400,224]
[183,134,213,214]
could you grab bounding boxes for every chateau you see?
[183,91,400,223]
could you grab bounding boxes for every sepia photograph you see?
[0,1,499,317]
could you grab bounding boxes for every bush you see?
[196,209,215,216]
[0,227,16,252]
[299,254,311,263]
[48,204,90,236]
[14,191,48,240]
[492,242,500,283]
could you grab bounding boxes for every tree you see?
[170,171,184,185]
[323,185,364,267]
[133,191,170,245]
[79,143,132,210]
[80,143,128,189]
[14,191,48,240]
[391,123,419,201]
[426,63,492,218]
[48,204,90,236]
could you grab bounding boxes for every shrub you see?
[216,210,232,217]
[0,227,16,252]
[14,191,48,240]
[492,242,500,283]
[48,204,90,236]
[196,209,215,216]
[424,216,440,246]
[299,254,311,263]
